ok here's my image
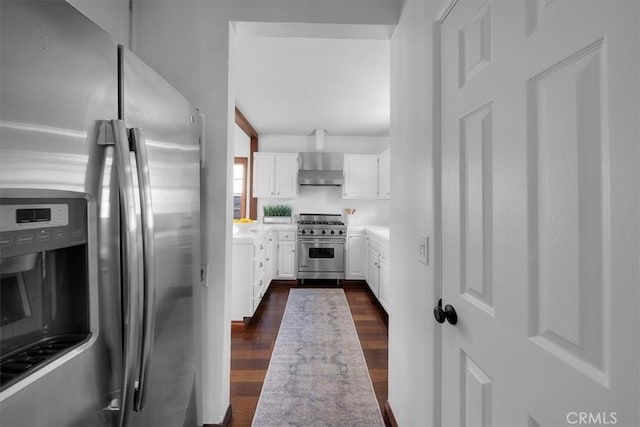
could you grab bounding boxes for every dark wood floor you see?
[230,280,389,427]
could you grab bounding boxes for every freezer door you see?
[0,1,122,426]
[120,47,201,426]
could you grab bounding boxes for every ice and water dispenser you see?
[0,193,91,390]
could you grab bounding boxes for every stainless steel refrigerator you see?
[0,1,201,426]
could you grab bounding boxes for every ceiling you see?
[233,22,392,137]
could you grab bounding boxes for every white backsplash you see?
[258,185,389,226]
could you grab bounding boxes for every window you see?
[233,158,248,219]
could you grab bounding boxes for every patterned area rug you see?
[252,289,384,427]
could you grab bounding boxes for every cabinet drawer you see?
[253,274,266,297]
[277,231,296,241]
[254,240,267,254]
[254,257,266,279]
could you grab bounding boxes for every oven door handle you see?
[298,238,345,244]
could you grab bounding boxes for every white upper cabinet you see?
[343,154,379,199]
[274,153,299,197]
[253,152,299,198]
[253,153,275,197]
[343,151,390,199]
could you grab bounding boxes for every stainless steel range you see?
[297,213,346,281]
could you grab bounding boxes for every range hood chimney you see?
[314,128,326,151]
[298,130,343,186]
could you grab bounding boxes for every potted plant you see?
[263,204,293,224]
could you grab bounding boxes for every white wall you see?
[234,124,251,158]
[258,134,390,225]
[131,1,399,424]
[66,0,130,45]
[389,0,442,425]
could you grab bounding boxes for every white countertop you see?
[233,223,389,243]
[363,226,390,241]
[347,225,390,242]
[233,223,297,243]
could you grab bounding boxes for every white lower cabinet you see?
[276,241,296,279]
[263,231,274,286]
[377,253,390,311]
[275,229,297,280]
[362,230,390,312]
[367,246,380,296]
[231,231,272,321]
[346,231,368,280]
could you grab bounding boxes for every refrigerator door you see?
[0,1,122,426]
[120,47,201,426]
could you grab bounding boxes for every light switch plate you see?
[417,234,429,265]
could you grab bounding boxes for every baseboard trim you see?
[384,401,399,427]
[203,404,232,427]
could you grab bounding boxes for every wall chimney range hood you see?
[298,152,344,186]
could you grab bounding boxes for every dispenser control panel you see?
[0,198,84,258]
[1,204,68,232]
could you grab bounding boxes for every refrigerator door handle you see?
[98,119,142,427]
[130,127,157,413]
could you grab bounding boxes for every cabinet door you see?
[263,232,273,287]
[274,154,299,198]
[253,153,274,197]
[276,241,296,279]
[367,247,379,296]
[346,233,368,279]
[231,243,253,320]
[378,149,390,199]
[343,154,379,199]
[378,254,390,312]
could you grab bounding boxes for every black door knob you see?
[433,299,458,325]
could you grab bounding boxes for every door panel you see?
[121,47,200,427]
[528,39,607,380]
[440,0,639,425]
[460,101,494,316]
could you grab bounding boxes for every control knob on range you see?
[338,230,344,235]
[310,230,315,235]
[330,230,335,235]
[301,230,306,234]
[322,230,326,235]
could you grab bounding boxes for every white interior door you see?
[439,1,639,426]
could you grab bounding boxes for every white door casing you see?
[439,1,639,426]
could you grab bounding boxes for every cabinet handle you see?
[260,262,263,268]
